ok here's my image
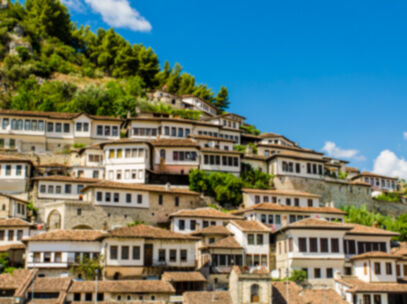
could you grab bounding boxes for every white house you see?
[25,229,105,277]
[101,139,152,183]
[226,220,271,270]
[102,224,198,279]
[0,155,32,194]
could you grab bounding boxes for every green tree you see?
[214,86,230,113]
[25,0,72,44]
[70,255,103,280]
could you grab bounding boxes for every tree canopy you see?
[0,0,230,115]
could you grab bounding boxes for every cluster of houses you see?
[0,91,405,304]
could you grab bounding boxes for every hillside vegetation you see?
[0,0,230,116]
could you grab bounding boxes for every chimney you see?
[373,222,378,228]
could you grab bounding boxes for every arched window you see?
[160,149,166,160]
[251,284,260,303]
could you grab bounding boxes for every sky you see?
[62,0,407,178]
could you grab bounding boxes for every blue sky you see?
[63,0,407,178]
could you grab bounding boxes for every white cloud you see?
[61,0,85,12]
[403,132,407,140]
[84,0,152,32]
[322,141,366,161]
[373,150,407,179]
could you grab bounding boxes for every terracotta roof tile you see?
[280,218,353,231]
[107,224,198,241]
[354,171,398,180]
[82,181,199,196]
[345,167,360,173]
[0,218,32,227]
[350,251,401,260]
[229,220,271,232]
[335,277,407,293]
[183,291,232,304]
[161,271,206,282]
[242,188,321,198]
[233,202,345,215]
[0,193,29,204]
[28,277,71,293]
[32,176,100,183]
[170,208,240,220]
[0,243,25,251]
[69,280,175,294]
[200,147,243,155]
[300,289,348,304]
[0,269,36,296]
[0,155,32,163]
[27,230,105,242]
[272,281,304,304]
[188,134,235,142]
[242,154,270,161]
[203,236,243,249]
[0,109,79,120]
[150,138,199,148]
[190,225,232,236]
[347,224,400,236]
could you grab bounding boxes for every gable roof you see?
[0,269,36,297]
[161,271,207,282]
[233,203,345,216]
[183,291,232,304]
[28,277,72,293]
[69,280,175,294]
[0,155,33,164]
[279,218,353,232]
[169,208,240,220]
[150,138,199,148]
[347,224,399,237]
[0,109,122,121]
[335,277,407,293]
[353,171,398,181]
[82,181,199,196]
[107,224,198,241]
[26,230,105,242]
[190,225,232,236]
[203,236,243,250]
[229,219,271,232]
[350,251,401,261]
[0,218,32,227]
[32,176,100,183]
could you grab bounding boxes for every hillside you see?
[0,0,230,117]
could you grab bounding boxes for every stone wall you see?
[273,176,373,209]
[42,192,207,230]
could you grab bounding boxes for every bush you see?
[289,270,307,283]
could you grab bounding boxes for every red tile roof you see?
[0,218,32,227]
[347,224,399,236]
[183,291,232,304]
[69,280,175,293]
[27,230,105,242]
[170,208,240,220]
[280,218,353,231]
[242,188,321,198]
[350,251,401,260]
[161,271,207,282]
[335,277,407,293]
[107,224,198,241]
[229,219,271,232]
[203,236,243,250]
[190,225,232,236]
[233,202,345,215]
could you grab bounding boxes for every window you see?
[55,123,62,132]
[5,165,11,176]
[77,208,82,216]
[137,194,142,204]
[180,249,187,262]
[85,293,92,302]
[158,249,166,262]
[294,198,299,206]
[112,126,118,137]
[374,295,381,304]
[250,284,260,303]
[257,234,264,245]
[314,268,321,278]
[43,252,51,262]
[126,193,131,203]
[386,262,392,275]
[47,122,53,132]
[288,238,293,252]
[175,196,179,207]
[55,252,62,262]
[248,234,254,245]
[299,238,307,252]
[170,249,176,262]
[295,163,301,173]
[327,268,333,278]
[132,246,140,260]
[310,238,318,252]
[158,195,163,205]
[121,246,129,260]
[63,123,70,133]
[190,220,196,231]
[40,185,46,193]
[331,238,339,253]
[15,165,22,176]
[97,293,104,302]
[110,246,118,260]
[74,293,81,301]
[307,199,313,207]
[374,262,381,275]
[47,185,54,193]
[320,238,328,253]
[286,198,291,206]
[179,220,185,230]
[104,126,110,136]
